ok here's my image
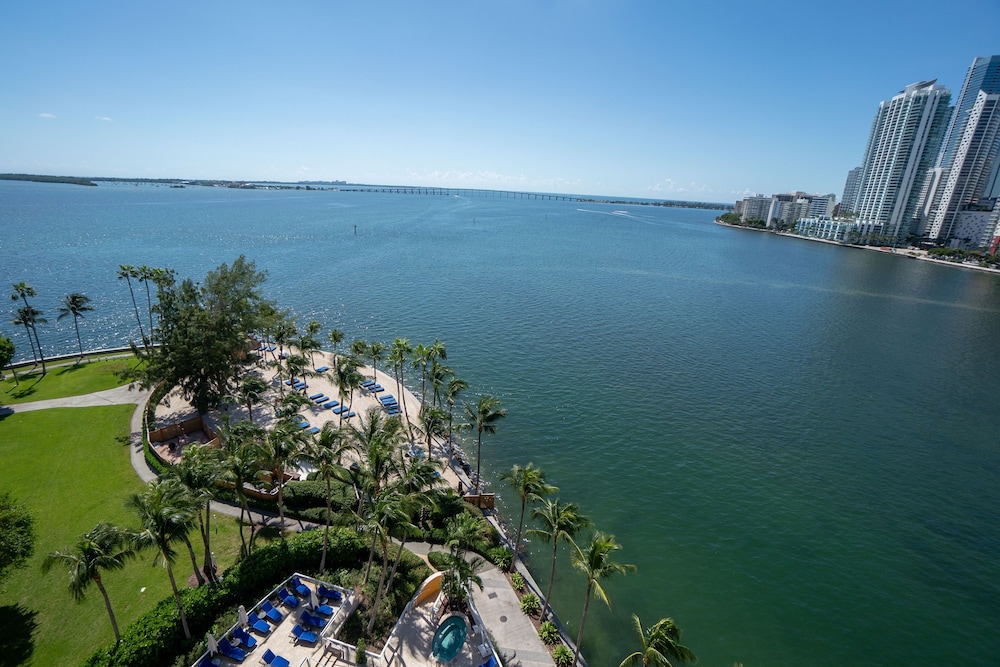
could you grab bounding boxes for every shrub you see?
[510,572,525,591]
[552,644,574,666]
[519,592,540,617]
[427,550,451,571]
[488,547,512,570]
[539,620,559,645]
[355,637,367,665]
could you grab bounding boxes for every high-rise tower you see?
[937,56,1000,171]
[854,80,952,240]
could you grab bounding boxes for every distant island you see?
[0,173,734,210]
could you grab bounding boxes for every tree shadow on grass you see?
[0,604,38,667]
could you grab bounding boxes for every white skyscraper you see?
[854,80,952,240]
[926,91,1000,240]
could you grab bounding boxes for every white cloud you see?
[95,116,113,121]
[38,113,56,119]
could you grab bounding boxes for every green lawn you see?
[0,407,253,667]
[0,358,141,405]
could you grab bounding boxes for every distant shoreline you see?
[714,220,1000,276]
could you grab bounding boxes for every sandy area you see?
[153,349,470,493]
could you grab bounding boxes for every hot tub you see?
[431,613,468,662]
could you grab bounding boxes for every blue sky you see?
[2,1,998,201]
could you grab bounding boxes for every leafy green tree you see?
[42,522,136,644]
[464,394,507,494]
[619,614,697,667]
[0,334,17,385]
[528,499,591,620]
[127,478,195,639]
[56,292,95,359]
[0,491,35,584]
[571,531,636,665]
[500,463,557,571]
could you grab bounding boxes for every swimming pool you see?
[431,614,468,662]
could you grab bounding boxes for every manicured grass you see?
[0,358,141,405]
[0,407,255,667]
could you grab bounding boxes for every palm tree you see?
[464,395,506,494]
[299,320,323,367]
[42,522,137,644]
[428,339,448,404]
[499,463,557,571]
[11,283,47,374]
[327,328,345,362]
[619,615,697,667]
[301,423,351,572]
[219,419,265,556]
[419,404,447,459]
[127,478,195,639]
[528,499,591,620]
[350,338,369,362]
[10,306,38,365]
[368,341,385,382]
[170,444,223,583]
[389,338,413,433]
[411,343,431,404]
[333,354,363,425]
[260,418,308,540]
[56,292,95,359]
[571,531,636,665]
[117,265,148,351]
[444,376,468,459]
[238,374,269,424]
[428,360,451,407]
[136,265,156,341]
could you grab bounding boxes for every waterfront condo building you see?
[852,80,951,240]
[840,166,863,216]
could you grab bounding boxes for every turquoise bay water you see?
[2,181,999,665]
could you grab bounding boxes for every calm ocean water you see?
[2,181,999,665]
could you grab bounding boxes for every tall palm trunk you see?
[73,315,84,358]
[320,476,333,572]
[276,467,286,541]
[181,534,205,585]
[124,277,148,352]
[20,322,38,363]
[166,562,192,639]
[475,430,483,494]
[512,498,527,569]
[543,542,559,621]
[31,324,46,374]
[573,582,594,666]
[94,574,121,644]
[201,506,215,583]
[237,504,248,557]
[366,543,391,634]
[383,537,407,599]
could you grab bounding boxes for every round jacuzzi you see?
[431,613,468,662]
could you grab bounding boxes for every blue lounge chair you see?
[262,649,291,667]
[314,366,329,373]
[297,420,309,429]
[360,379,375,388]
[313,395,329,403]
[318,584,343,602]
[291,624,318,644]
[478,657,499,667]
[233,626,257,649]
[323,400,339,409]
[293,382,306,390]
[283,379,293,386]
[371,384,384,392]
[247,611,271,634]
[278,587,299,607]
[309,426,320,434]
[299,610,327,629]
[332,405,346,414]
[308,392,323,400]
[380,397,397,405]
[218,640,247,662]
[260,600,283,623]
[290,576,310,597]
[311,601,334,616]
[345,411,356,418]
